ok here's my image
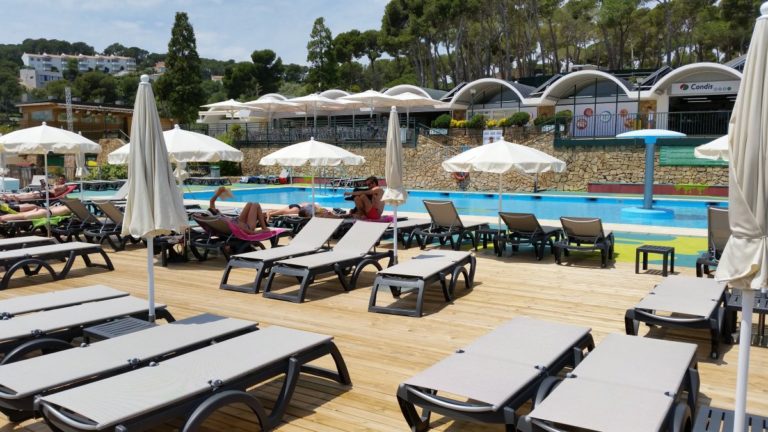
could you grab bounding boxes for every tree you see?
[73,71,117,103]
[155,12,206,123]
[283,63,308,83]
[306,17,337,91]
[250,49,284,94]
[0,67,21,111]
[222,62,259,99]
[63,58,79,81]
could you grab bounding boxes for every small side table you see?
[475,228,502,251]
[84,317,157,343]
[635,245,675,276]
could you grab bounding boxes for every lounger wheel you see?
[183,390,268,432]
[671,401,692,432]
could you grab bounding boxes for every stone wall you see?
[235,133,727,193]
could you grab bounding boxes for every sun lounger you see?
[0,313,255,421]
[0,296,173,363]
[496,212,562,260]
[0,235,54,250]
[526,334,699,432]
[387,218,431,248]
[190,213,288,261]
[38,325,351,432]
[0,241,114,290]
[84,201,131,251]
[369,250,476,317]
[220,217,343,293]
[264,221,393,303]
[625,276,727,359]
[397,317,594,431]
[693,406,768,431]
[54,198,107,243]
[0,285,127,319]
[555,216,615,268]
[412,200,489,250]
[696,207,729,278]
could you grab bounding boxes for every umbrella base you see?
[621,206,675,218]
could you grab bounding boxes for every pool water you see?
[183,187,727,229]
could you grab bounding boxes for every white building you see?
[19,53,137,88]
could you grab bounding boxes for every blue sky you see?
[0,0,388,65]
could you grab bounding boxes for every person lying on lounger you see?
[266,202,334,219]
[0,175,69,202]
[345,176,384,220]
[208,186,270,235]
[0,204,70,222]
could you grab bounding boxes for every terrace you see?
[1,228,767,431]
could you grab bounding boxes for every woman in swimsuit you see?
[208,187,269,235]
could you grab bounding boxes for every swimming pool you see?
[183,187,727,229]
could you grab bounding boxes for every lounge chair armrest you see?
[37,401,100,431]
[633,309,706,324]
[405,386,495,413]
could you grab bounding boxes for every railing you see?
[186,117,420,148]
[18,120,128,141]
[556,110,731,139]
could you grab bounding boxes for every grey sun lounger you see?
[264,221,393,303]
[0,313,255,421]
[38,326,351,432]
[555,216,615,268]
[369,250,477,317]
[0,235,55,250]
[85,201,131,252]
[0,285,127,318]
[625,276,727,359]
[385,218,431,248]
[496,212,562,260]
[526,334,699,432]
[220,217,344,293]
[696,206,729,278]
[0,296,173,363]
[0,241,114,290]
[397,317,594,431]
[412,200,489,250]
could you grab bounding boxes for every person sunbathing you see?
[266,202,333,219]
[208,186,270,235]
[345,176,384,220]
[0,204,70,222]
[0,175,70,202]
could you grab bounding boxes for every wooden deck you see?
[3,238,768,431]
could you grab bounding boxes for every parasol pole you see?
[146,235,156,322]
[44,152,50,237]
[498,172,503,232]
[735,290,756,432]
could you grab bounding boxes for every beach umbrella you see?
[382,107,408,263]
[715,5,768,430]
[616,129,686,209]
[200,99,255,119]
[287,94,346,132]
[694,135,729,161]
[243,96,300,131]
[0,122,101,233]
[259,137,365,215]
[391,92,438,124]
[0,134,5,193]
[442,138,566,229]
[107,125,244,165]
[341,89,399,118]
[122,75,188,322]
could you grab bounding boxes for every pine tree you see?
[155,12,205,124]
[306,17,338,91]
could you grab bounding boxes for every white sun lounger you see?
[0,296,171,362]
[369,250,477,317]
[625,276,727,359]
[0,285,127,319]
[0,313,255,421]
[39,326,351,432]
[0,241,114,290]
[220,217,344,293]
[526,334,699,432]
[0,235,55,251]
[264,221,393,303]
[397,317,594,431]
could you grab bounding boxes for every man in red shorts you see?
[345,176,384,220]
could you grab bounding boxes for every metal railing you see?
[556,111,731,139]
[186,117,420,148]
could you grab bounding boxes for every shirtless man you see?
[1,175,69,202]
[345,176,384,220]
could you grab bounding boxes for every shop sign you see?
[670,80,739,96]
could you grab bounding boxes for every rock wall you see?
[215,134,729,193]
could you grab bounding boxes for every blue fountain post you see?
[642,137,657,209]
